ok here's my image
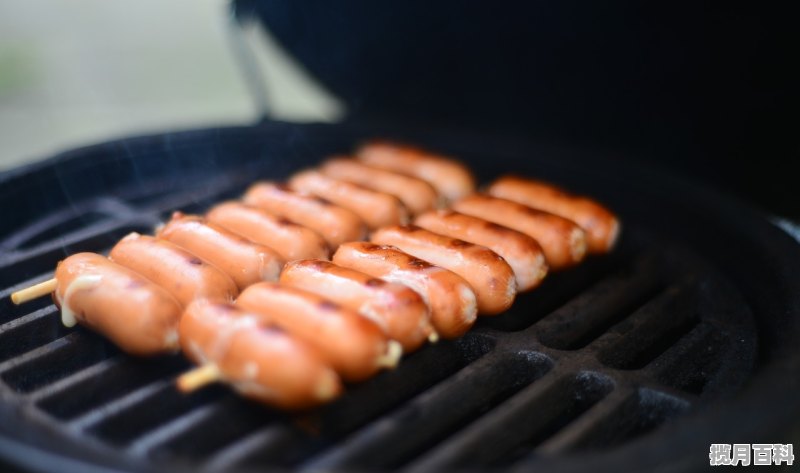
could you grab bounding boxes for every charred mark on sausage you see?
[318,300,340,311]
[449,239,471,248]
[312,196,332,206]
[408,258,433,269]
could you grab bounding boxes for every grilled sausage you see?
[415,210,548,292]
[53,252,182,355]
[280,260,435,352]
[157,212,283,290]
[243,182,366,248]
[357,140,476,202]
[487,175,619,253]
[319,157,440,216]
[453,195,587,270]
[236,282,401,382]
[206,202,329,262]
[371,225,516,315]
[109,233,238,307]
[289,170,409,230]
[332,242,477,339]
[180,300,342,409]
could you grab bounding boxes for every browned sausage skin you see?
[280,259,435,352]
[243,182,366,248]
[206,201,329,262]
[319,157,440,216]
[357,140,476,202]
[453,195,587,270]
[109,232,238,307]
[415,210,548,291]
[332,242,477,339]
[289,170,410,230]
[236,282,401,382]
[53,252,182,356]
[487,175,620,253]
[157,212,283,290]
[370,225,516,315]
[180,300,342,409]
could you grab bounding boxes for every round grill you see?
[0,122,797,473]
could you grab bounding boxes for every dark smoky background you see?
[237,0,799,218]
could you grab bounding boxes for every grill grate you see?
[1,124,785,473]
[0,199,755,471]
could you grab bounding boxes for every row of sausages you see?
[38,141,619,409]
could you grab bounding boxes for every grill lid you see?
[0,121,798,473]
[229,1,797,219]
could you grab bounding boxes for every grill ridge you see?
[301,352,554,471]
[0,305,70,363]
[34,356,188,421]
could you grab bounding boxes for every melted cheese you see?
[59,274,103,328]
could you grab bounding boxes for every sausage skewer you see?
[175,300,342,409]
[288,170,410,230]
[11,231,241,309]
[10,232,240,354]
[414,210,548,292]
[157,212,283,290]
[356,140,476,202]
[332,242,478,339]
[237,282,402,382]
[453,195,588,270]
[371,225,517,315]
[109,232,239,307]
[487,175,620,253]
[280,259,437,352]
[207,201,330,261]
[13,253,184,356]
[243,182,367,248]
[8,140,624,412]
[320,157,441,216]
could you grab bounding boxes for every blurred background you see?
[0,0,340,171]
[0,1,797,217]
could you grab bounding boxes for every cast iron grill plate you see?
[0,122,797,473]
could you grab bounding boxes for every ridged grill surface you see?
[0,165,757,472]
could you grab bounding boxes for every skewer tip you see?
[376,340,403,369]
[176,364,221,393]
[314,372,341,402]
[10,278,58,305]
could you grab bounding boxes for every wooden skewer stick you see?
[376,340,403,369]
[176,364,221,393]
[11,278,58,305]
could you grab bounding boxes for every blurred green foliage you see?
[0,46,37,96]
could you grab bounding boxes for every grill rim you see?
[1,120,798,473]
